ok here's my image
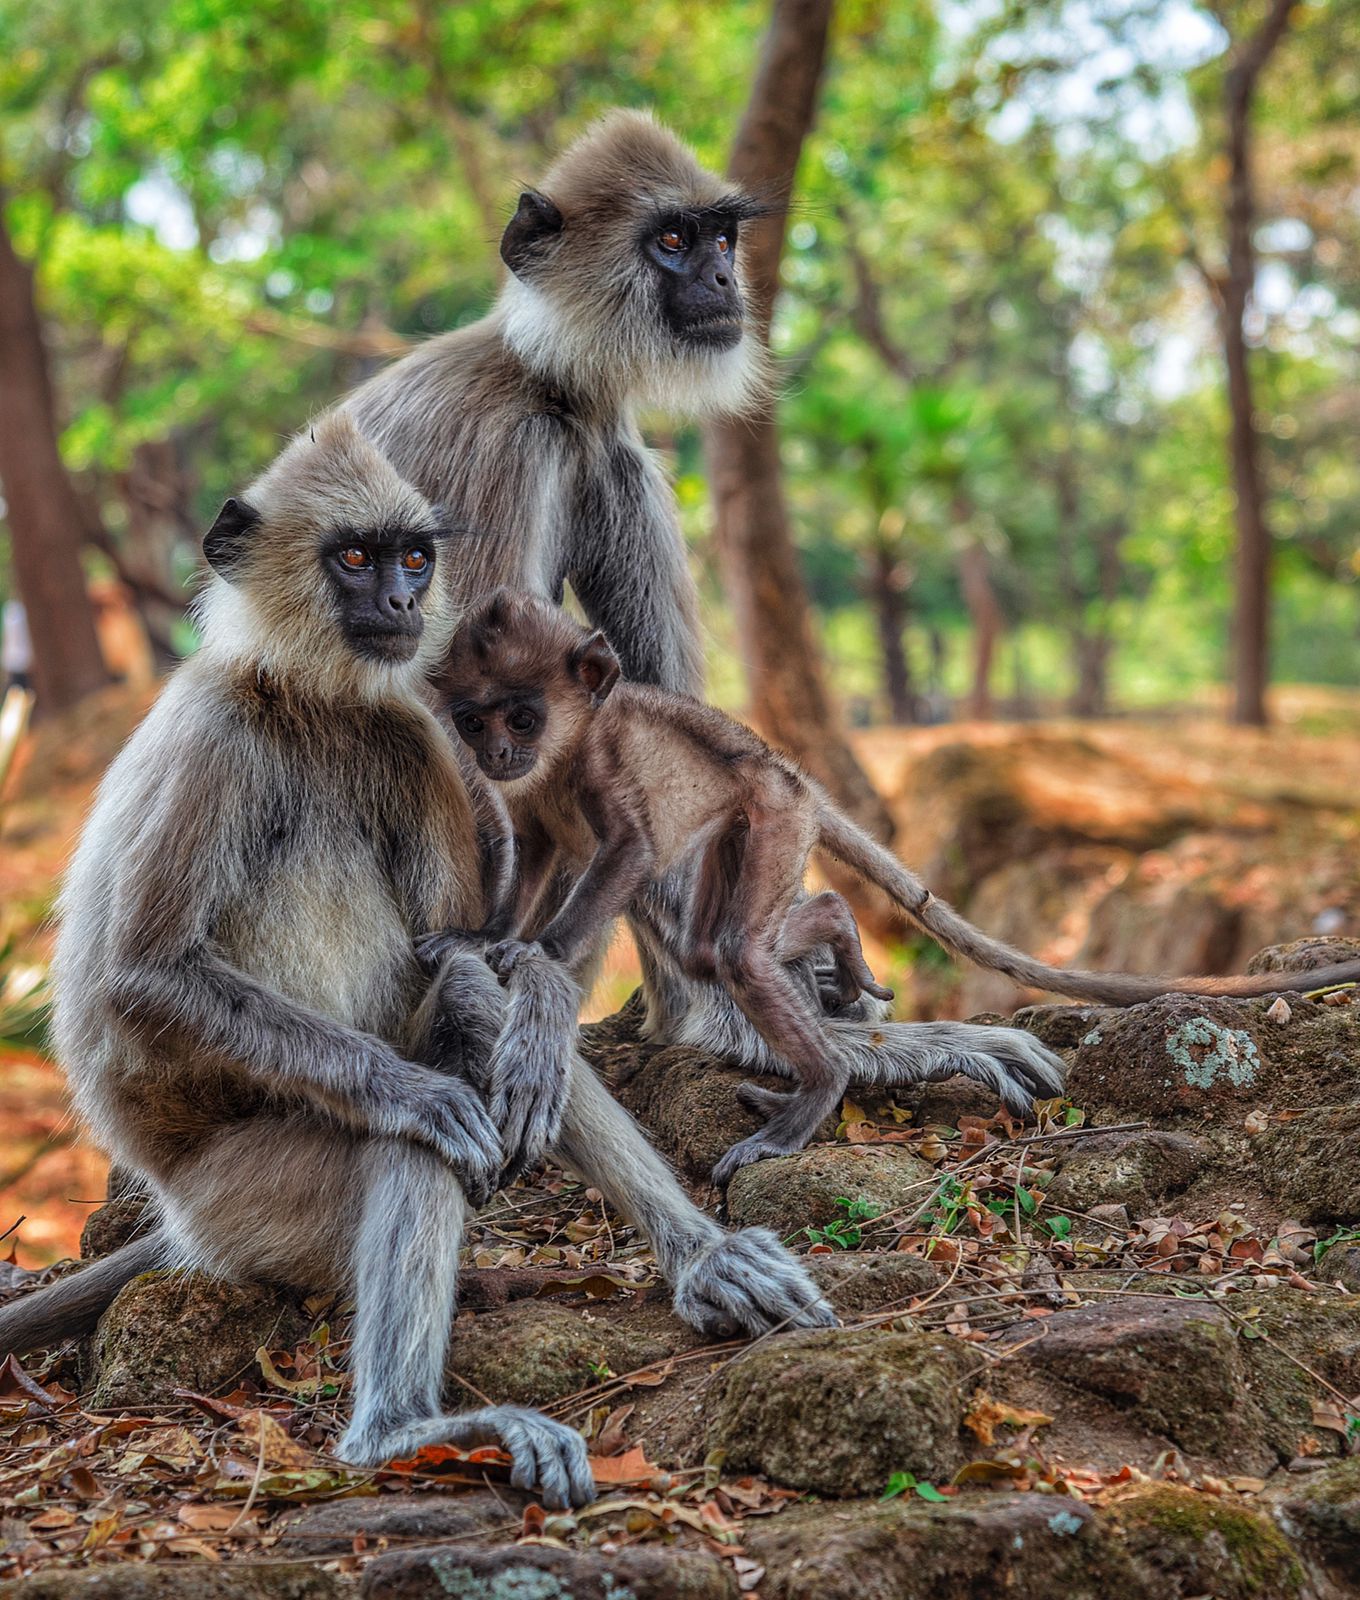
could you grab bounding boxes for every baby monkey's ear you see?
[570,631,620,706]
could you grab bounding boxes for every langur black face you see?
[644,209,743,349]
[451,694,546,782]
[322,528,437,662]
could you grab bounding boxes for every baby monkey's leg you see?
[708,813,854,1186]
[777,890,894,1007]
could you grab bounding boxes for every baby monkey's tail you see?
[0,1230,166,1358]
[815,804,1360,1006]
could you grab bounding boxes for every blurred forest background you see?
[1,0,1358,1262]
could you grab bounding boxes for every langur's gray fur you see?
[0,416,832,1505]
[330,108,1067,1119]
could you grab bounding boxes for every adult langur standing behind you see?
[339,108,1065,1114]
[0,417,833,1505]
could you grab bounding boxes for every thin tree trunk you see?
[0,200,108,712]
[957,538,1001,722]
[704,0,894,841]
[869,537,914,724]
[1221,0,1297,728]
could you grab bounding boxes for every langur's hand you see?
[390,1069,503,1209]
[484,938,545,984]
[486,943,577,1185]
[415,928,483,975]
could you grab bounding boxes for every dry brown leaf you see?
[963,1396,1055,1447]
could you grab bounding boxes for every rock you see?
[279,1491,520,1555]
[1015,1297,1277,1472]
[1078,882,1244,987]
[80,1194,151,1261]
[741,1494,1109,1600]
[1315,1236,1360,1292]
[361,1544,735,1599]
[808,1252,941,1317]
[1064,996,1270,1122]
[1256,1106,1360,1225]
[1044,1130,1207,1214]
[91,1272,308,1410]
[1244,1291,1360,1457]
[448,1300,698,1409]
[1013,1002,1112,1053]
[1247,937,1360,976]
[1261,1456,1360,1585]
[0,1567,346,1598]
[744,1487,1306,1599]
[1106,1483,1305,1599]
[724,1145,937,1236]
[706,1326,980,1495]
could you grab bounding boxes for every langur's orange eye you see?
[659,228,685,252]
[339,546,369,569]
[402,548,429,572]
[716,232,730,253]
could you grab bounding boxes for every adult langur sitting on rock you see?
[0,417,834,1507]
[336,108,1067,1119]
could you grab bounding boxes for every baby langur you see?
[431,593,1360,1184]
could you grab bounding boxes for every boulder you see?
[1255,1106,1360,1225]
[0,1567,346,1599]
[706,1326,980,1495]
[724,1145,937,1237]
[361,1544,735,1600]
[1260,1456,1360,1586]
[279,1492,521,1556]
[90,1273,309,1410]
[1044,1130,1207,1214]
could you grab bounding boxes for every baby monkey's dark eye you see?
[402,548,429,572]
[507,709,538,735]
[459,713,485,736]
[658,228,686,252]
[338,546,370,570]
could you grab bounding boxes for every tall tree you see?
[704,0,894,840]
[1215,0,1299,726]
[0,201,108,712]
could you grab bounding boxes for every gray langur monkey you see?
[332,107,1066,1115]
[426,594,1360,1180]
[0,417,834,1508]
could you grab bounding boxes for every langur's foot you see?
[336,1404,594,1510]
[711,1132,808,1189]
[671,1227,836,1339]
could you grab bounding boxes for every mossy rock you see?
[1240,1289,1360,1458]
[360,1544,735,1600]
[1260,1456,1360,1578]
[79,1194,152,1261]
[280,1491,519,1556]
[0,1564,344,1598]
[741,1494,1117,1600]
[1013,1001,1113,1052]
[724,1144,937,1237]
[1315,1236,1360,1292]
[448,1299,698,1409]
[1044,1129,1207,1214]
[706,1325,980,1495]
[1015,1296,1277,1472]
[1246,936,1360,976]
[91,1272,308,1410]
[808,1251,941,1317]
[1255,1105,1360,1225]
[1107,1484,1304,1598]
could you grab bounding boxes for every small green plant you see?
[805,1195,881,1250]
[881,1470,947,1503]
[1043,1215,1072,1242]
[0,936,50,1055]
[919,1175,968,1236]
[1314,1227,1360,1264]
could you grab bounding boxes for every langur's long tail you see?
[815,804,1360,1006]
[0,1230,167,1357]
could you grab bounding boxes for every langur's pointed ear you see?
[570,631,620,706]
[500,189,564,278]
[203,497,262,578]
[482,587,515,630]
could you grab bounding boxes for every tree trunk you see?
[704,0,894,841]
[956,536,1001,721]
[1221,0,1297,728]
[868,538,914,724]
[0,201,108,712]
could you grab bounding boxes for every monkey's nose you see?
[385,591,416,614]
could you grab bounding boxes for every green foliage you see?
[0,0,1356,709]
[880,1469,948,1503]
[805,1194,881,1250]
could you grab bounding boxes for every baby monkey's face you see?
[451,694,545,782]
